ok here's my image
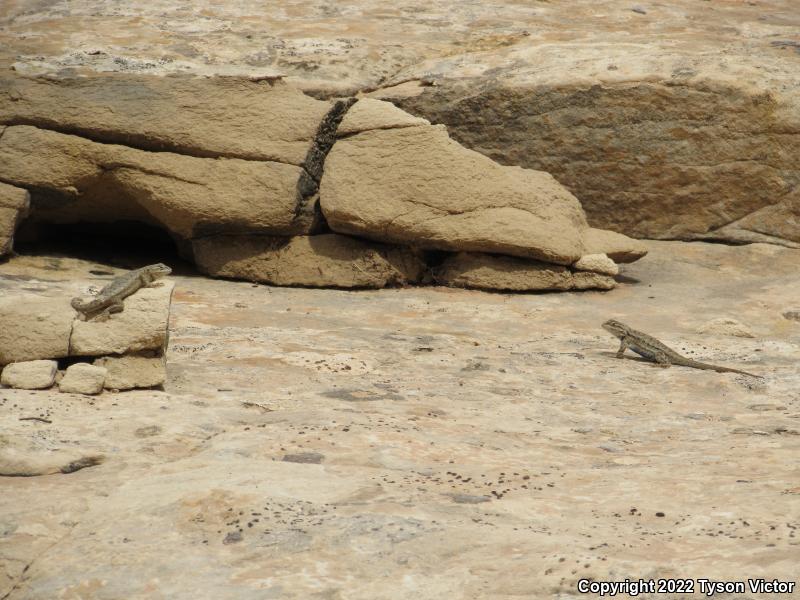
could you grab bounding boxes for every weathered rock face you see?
[321,124,590,264]
[94,352,166,390]
[0,73,329,165]
[0,296,73,365]
[70,281,174,356]
[435,253,616,292]
[193,234,426,289]
[0,180,30,256]
[3,0,791,246]
[0,125,314,239]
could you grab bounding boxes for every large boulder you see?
[0,126,315,239]
[320,124,591,265]
[193,234,425,289]
[70,281,174,356]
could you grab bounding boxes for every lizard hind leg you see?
[654,351,672,368]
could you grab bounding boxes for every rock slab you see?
[321,124,590,265]
[193,234,426,289]
[94,352,166,390]
[0,296,73,365]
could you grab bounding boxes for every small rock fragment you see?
[282,452,325,464]
[572,253,619,276]
[59,363,107,395]
[0,360,57,390]
[782,310,800,322]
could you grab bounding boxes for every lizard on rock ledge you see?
[71,263,172,321]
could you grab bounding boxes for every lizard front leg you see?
[616,338,628,358]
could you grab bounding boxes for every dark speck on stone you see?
[631,6,647,14]
[451,494,491,504]
[282,452,325,464]
[656,512,665,517]
[223,531,242,544]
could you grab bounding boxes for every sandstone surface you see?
[58,363,107,395]
[0,242,798,598]
[321,124,590,264]
[0,360,57,390]
[94,352,166,390]
[0,434,104,477]
[70,281,174,356]
[193,234,426,289]
[435,252,616,292]
[0,296,73,365]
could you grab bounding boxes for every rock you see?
[0,73,330,165]
[0,297,73,365]
[573,253,619,276]
[0,435,103,477]
[434,252,616,291]
[70,281,174,356]
[320,124,590,264]
[583,228,648,264]
[0,125,315,239]
[0,360,57,390]
[783,310,800,322]
[94,352,166,390]
[696,318,755,338]
[58,363,107,395]
[336,98,430,137]
[0,180,30,256]
[192,234,425,289]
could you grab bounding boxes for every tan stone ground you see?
[1,240,798,598]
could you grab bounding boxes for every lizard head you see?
[601,319,628,338]
[148,263,173,278]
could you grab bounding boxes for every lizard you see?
[601,319,762,377]
[71,263,172,321]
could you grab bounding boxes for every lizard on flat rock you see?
[601,319,762,377]
[71,263,172,321]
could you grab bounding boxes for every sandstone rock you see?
[583,228,648,264]
[0,181,30,256]
[0,73,330,165]
[696,318,755,339]
[58,363,107,395]
[434,252,616,292]
[336,98,429,136]
[573,253,619,276]
[0,297,73,365]
[70,281,174,356]
[0,125,314,239]
[321,125,589,264]
[193,234,425,289]
[0,360,57,390]
[94,352,166,390]
[0,434,104,477]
